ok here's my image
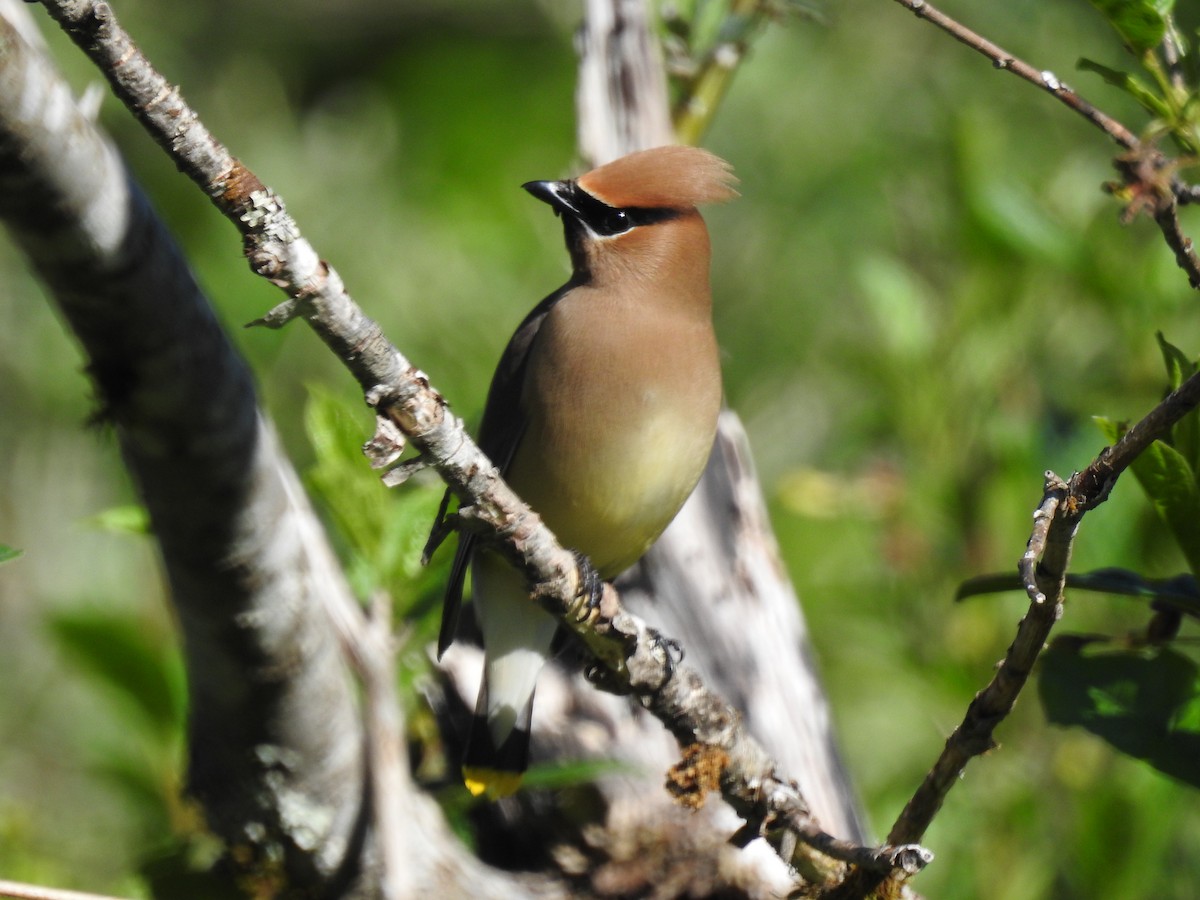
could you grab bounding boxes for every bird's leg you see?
[567,550,605,624]
[566,550,630,694]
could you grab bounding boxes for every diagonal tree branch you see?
[883,475,1073,852]
[30,0,923,884]
[823,11,1200,894]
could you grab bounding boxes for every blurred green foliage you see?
[1081,0,1200,153]
[961,330,1200,789]
[3,0,1200,897]
[303,384,448,706]
[1040,640,1200,789]
[1097,335,1200,579]
[1087,0,1176,57]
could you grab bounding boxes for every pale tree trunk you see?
[436,0,866,895]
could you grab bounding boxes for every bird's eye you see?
[605,209,630,234]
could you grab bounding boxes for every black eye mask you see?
[524,179,680,237]
[563,183,680,237]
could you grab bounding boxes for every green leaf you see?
[517,757,637,791]
[1077,58,1171,117]
[305,384,386,559]
[140,833,238,900]
[1156,332,1195,391]
[962,174,1075,265]
[90,755,174,826]
[1039,640,1200,788]
[1127,439,1200,577]
[1097,412,1200,579]
[955,572,1024,601]
[0,544,22,565]
[1085,0,1174,56]
[1069,568,1200,616]
[1156,332,1200,472]
[1094,415,1123,446]
[855,255,935,358]
[47,610,186,739]
[437,756,636,847]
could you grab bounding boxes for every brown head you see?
[523,146,737,290]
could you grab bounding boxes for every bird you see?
[430,145,737,799]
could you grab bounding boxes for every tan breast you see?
[506,283,722,577]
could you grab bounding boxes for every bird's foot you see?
[651,631,685,671]
[568,550,605,626]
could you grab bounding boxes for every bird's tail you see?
[463,551,559,799]
[462,677,535,799]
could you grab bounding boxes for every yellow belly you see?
[508,354,720,576]
[516,404,715,576]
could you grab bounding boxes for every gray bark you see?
[0,3,367,892]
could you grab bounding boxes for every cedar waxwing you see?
[432,145,737,799]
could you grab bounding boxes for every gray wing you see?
[434,280,578,658]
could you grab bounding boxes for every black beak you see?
[522,180,579,219]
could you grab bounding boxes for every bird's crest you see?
[577,146,738,211]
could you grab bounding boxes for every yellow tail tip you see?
[463,767,523,800]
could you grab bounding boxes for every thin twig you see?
[872,7,1200,863]
[838,366,1200,896]
[1018,475,1065,604]
[33,0,920,882]
[1174,180,1200,205]
[1154,200,1200,288]
[886,475,1071,848]
[1073,367,1200,502]
[891,0,1200,292]
[890,368,1200,841]
[1108,146,1200,288]
[889,0,1137,148]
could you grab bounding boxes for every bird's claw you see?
[654,632,685,669]
[569,550,605,625]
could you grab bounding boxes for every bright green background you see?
[2,0,1199,897]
